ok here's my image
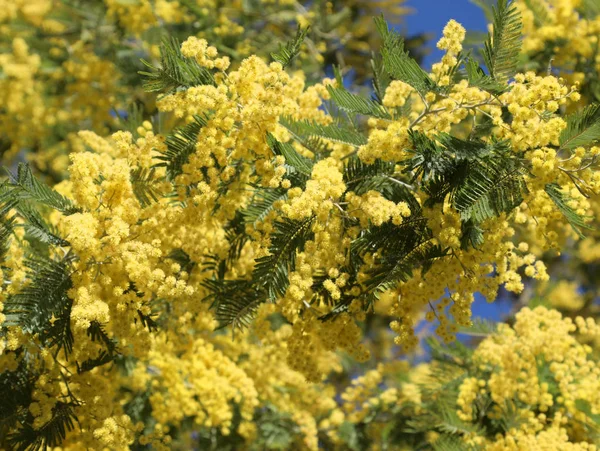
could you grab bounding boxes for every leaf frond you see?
[281,116,368,147]
[253,216,315,299]
[559,104,600,150]
[482,0,522,83]
[545,183,594,238]
[4,254,74,358]
[375,16,437,95]
[271,26,310,68]
[266,133,314,177]
[155,114,209,180]
[8,402,78,451]
[326,85,391,119]
[131,167,162,207]
[139,37,215,95]
[7,164,80,215]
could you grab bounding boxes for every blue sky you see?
[403,0,489,68]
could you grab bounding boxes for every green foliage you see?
[4,254,75,358]
[426,336,473,364]
[460,219,485,250]
[131,167,162,208]
[326,85,391,119]
[18,203,69,247]
[155,114,209,180]
[469,0,496,22]
[375,16,438,95]
[457,318,498,337]
[363,238,446,306]
[452,151,526,223]
[139,37,215,95]
[544,183,594,238]
[266,133,314,178]
[8,402,79,451]
[114,103,145,138]
[464,58,507,95]
[202,278,264,331]
[270,26,310,68]
[343,157,411,199]
[253,216,315,300]
[242,187,288,225]
[559,104,600,150]
[370,53,391,105]
[255,404,301,449]
[432,435,477,451]
[581,0,600,18]
[338,421,371,451]
[0,193,16,261]
[575,399,600,436]
[482,0,522,83]
[280,116,368,147]
[404,132,527,225]
[76,321,120,374]
[7,164,80,215]
[351,218,447,308]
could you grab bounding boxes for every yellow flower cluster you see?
[346,190,411,227]
[284,158,346,221]
[516,0,600,90]
[459,307,600,448]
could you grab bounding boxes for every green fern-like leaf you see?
[351,217,430,259]
[253,216,315,300]
[343,157,406,197]
[4,254,74,358]
[452,155,526,222]
[426,336,473,365]
[460,219,485,250]
[113,103,145,137]
[404,131,456,183]
[581,0,600,18]
[139,37,215,95]
[77,351,116,374]
[242,187,288,225]
[464,58,507,94]
[371,53,391,105]
[281,117,368,147]
[326,85,391,119]
[431,435,477,451]
[482,0,522,83]
[8,402,78,451]
[19,204,70,247]
[271,26,309,68]
[155,114,208,180]
[0,187,18,260]
[131,167,162,207]
[545,183,594,238]
[559,104,600,150]
[469,0,495,22]
[364,239,448,306]
[436,407,485,436]
[202,278,263,331]
[87,321,118,354]
[457,318,498,336]
[266,133,314,177]
[375,16,437,95]
[8,164,80,215]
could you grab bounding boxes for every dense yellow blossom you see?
[2,2,600,449]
